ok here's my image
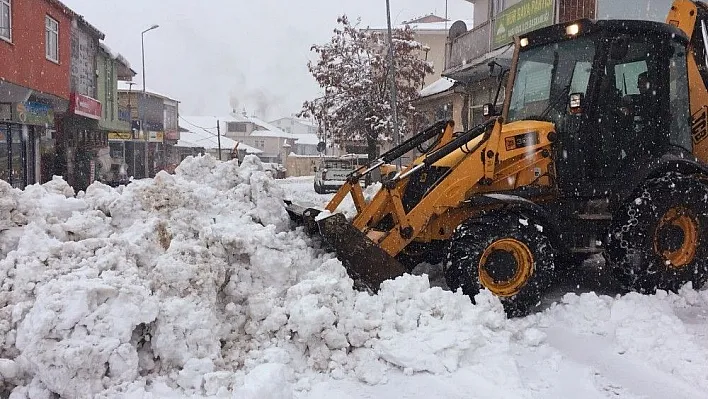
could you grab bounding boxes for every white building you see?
[175,127,262,162]
[181,113,297,164]
[269,116,321,155]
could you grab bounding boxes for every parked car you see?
[313,154,398,194]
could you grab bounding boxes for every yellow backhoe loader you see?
[287,0,708,315]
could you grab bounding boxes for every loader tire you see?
[605,173,708,294]
[444,212,557,317]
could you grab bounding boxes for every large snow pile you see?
[1,155,708,399]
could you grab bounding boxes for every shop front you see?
[164,129,181,172]
[58,93,104,191]
[107,129,163,182]
[0,101,55,189]
[107,132,132,186]
[148,131,165,177]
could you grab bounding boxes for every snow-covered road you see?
[0,157,706,399]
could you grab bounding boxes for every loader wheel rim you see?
[478,238,534,297]
[654,207,698,268]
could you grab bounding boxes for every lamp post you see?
[127,81,135,176]
[385,0,401,170]
[141,24,159,178]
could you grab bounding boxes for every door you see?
[573,33,690,196]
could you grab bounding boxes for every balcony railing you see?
[445,20,492,73]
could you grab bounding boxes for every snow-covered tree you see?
[301,15,433,161]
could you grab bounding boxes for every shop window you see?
[46,15,59,62]
[109,142,124,160]
[0,0,10,42]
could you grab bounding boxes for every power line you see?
[179,115,226,140]
[179,115,237,153]
[179,115,218,131]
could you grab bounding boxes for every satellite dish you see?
[448,20,468,40]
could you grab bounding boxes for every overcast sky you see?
[61,0,473,120]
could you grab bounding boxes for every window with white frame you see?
[0,0,10,41]
[45,16,59,62]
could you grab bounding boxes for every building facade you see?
[182,112,297,164]
[55,16,105,192]
[115,84,180,179]
[95,43,135,184]
[368,14,471,90]
[269,116,321,155]
[0,0,73,188]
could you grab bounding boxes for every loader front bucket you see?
[315,213,407,291]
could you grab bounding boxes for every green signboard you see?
[493,0,555,48]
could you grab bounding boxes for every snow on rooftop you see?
[177,130,235,151]
[250,130,297,139]
[292,133,320,146]
[180,115,248,132]
[270,116,319,128]
[100,42,132,70]
[117,81,178,101]
[176,125,262,154]
[248,116,297,139]
[419,77,456,98]
[99,42,117,58]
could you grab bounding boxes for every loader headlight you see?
[520,37,529,47]
[569,93,584,114]
[569,93,583,108]
[566,23,580,36]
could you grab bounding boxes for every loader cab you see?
[507,20,691,197]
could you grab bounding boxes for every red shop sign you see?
[70,93,102,120]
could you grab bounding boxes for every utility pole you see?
[385,0,401,169]
[141,24,159,178]
[216,120,222,160]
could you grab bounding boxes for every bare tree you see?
[301,15,433,162]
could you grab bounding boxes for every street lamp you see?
[385,0,401,169]
[141,24,159,178]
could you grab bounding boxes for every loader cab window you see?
[508,37,596,124]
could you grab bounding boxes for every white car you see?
[313,154,398,194]
[313,157,360,194]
